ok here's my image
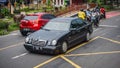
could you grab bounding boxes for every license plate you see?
[23,28,29,31]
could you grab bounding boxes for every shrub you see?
[14,10,20,14]
[101,5,114,11]
[8,23,19,31]
[0,20,9,30]
[0,8,10,16]
[0,19,19,35]
[20,8,30,12]
[0,30,9,35]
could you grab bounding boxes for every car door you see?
[68,19,82,46]
[76,19,88,41]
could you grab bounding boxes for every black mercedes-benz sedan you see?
[24,17,93,54]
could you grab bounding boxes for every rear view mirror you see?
[70,28,77,31]
[70,28,77,34]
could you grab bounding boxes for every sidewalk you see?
[58,10,79,17]
[106,10,120,18]
[59,10,120,18]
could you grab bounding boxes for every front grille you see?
[29,38,46,46]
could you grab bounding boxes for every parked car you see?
[24,17,93,54]
[20,12,56,36]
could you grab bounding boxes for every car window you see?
[43,21,70,31]
[76,19,86,27]
[71,19,86,29]
[48,14,56,19]
[71,20,79,28]
[41,14,49,19]
[41,14,56,19]
[23,16,38,20]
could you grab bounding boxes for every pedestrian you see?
[78,9,86,20]
[95,6,100,13]
[100,7,106,19]
[91,9,99,28]
[85,9,92,22]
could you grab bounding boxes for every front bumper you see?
[24,43,61,54]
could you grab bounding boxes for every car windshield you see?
[43,21,70,31]
[23,16,38,20]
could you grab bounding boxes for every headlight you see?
[51,40,57,45]
[25,37,29,42]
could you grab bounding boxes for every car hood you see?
[28,29,69,41]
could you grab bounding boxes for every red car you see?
[20,13,56,36]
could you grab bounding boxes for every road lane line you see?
[99,37,120,44]
[60,55,81,68]
[117,35,120,38]
[66,36,100,53]
[33,36,99,68]
[0,42,24,51]
[99,25,118,28]
[34,55,60,68]
[94,28,102,32]
[12,53,28,59]
[10,33,19,36]
[0,32,19,38]
[64,51,120,57]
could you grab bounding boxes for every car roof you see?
[50,17,78,23]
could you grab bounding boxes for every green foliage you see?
[0,20,9,30]
[88,0,95,3]
[88,0,103,5]
[0,19,19,35]
[0,30,9,35]
[8,23,19,31]
[14,10,20,14]
[0,8,10,16]
[101,5,114,11]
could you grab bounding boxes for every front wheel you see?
[61,41,68,53]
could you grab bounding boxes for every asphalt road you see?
[0,15,120,68]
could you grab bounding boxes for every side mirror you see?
[70,28,77,34]
[70,28,77,31]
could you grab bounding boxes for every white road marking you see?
[0,33,18,38]
[0,31,20,38]
[12,53,28,59]
[117,35,120,37]
[0,42,24,51]
[101,33,107,36]
[99,25,118,28]
[9,33,19,35]
[94,28,102,32]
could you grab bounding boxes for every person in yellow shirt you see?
[78,9,86,20]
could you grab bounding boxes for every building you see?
[53,0,84,7]
[41,0,84,7]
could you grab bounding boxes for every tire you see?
[85,32,91,41]
[61,41,68,53]
[20,30,27,36]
